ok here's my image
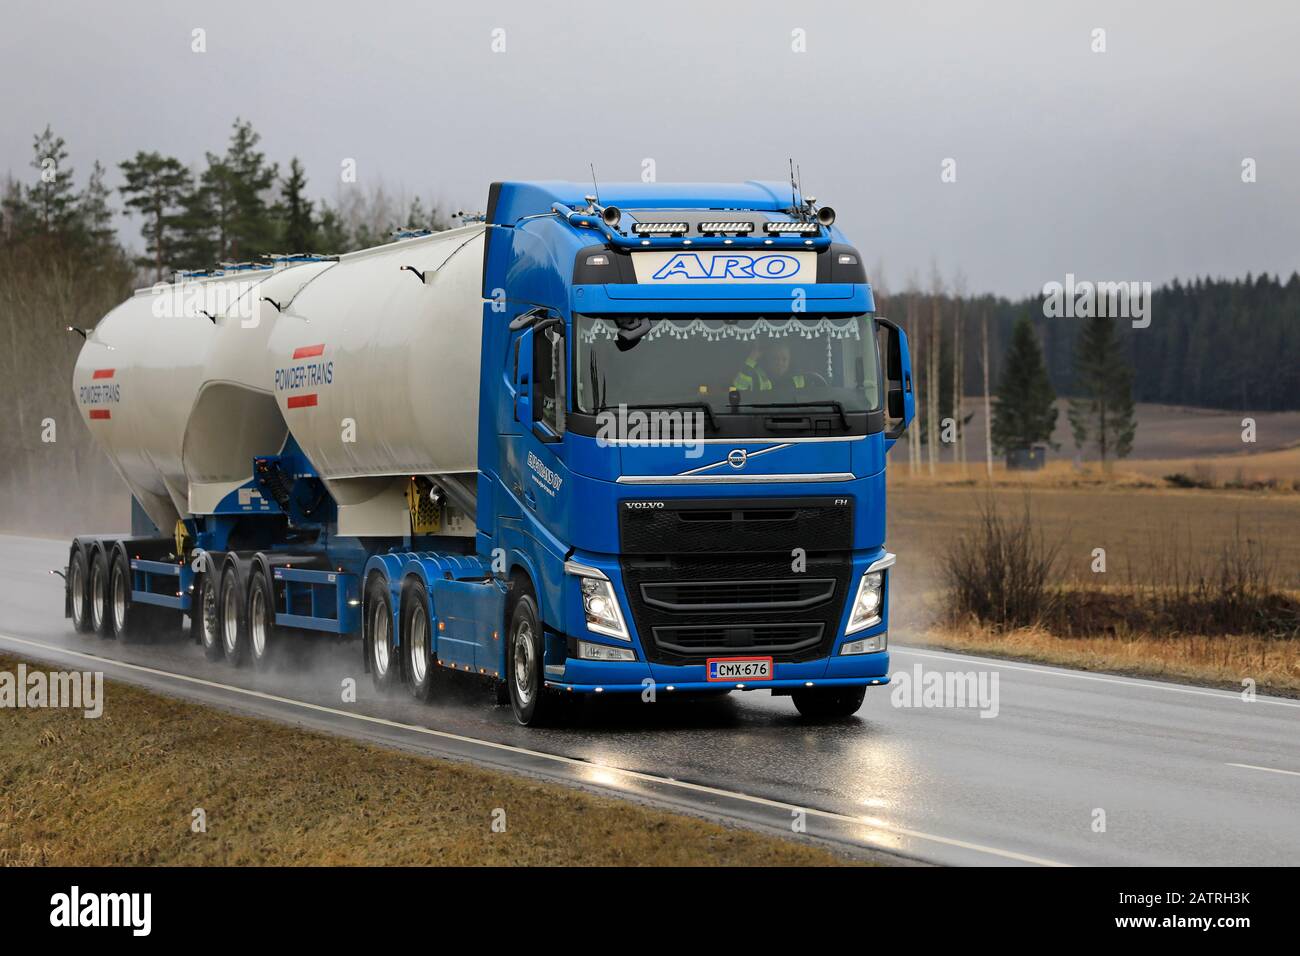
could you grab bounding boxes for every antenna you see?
[789,158,798,212]
[589,163,601,208]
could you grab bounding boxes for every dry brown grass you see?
[0,656,859,867]
[911,621,1300,697]
[888,451,1300,493]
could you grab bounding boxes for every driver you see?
[733,339,807,392]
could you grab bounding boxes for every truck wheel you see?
[197,572,224,661]
[247,570,280,670]
[506,590,557,727]
[366,574,398,691]
[109,551,145,643]
[69,548,93,633]
[220,564,249,666]
[89,549,112,636]
[403,579,436,701]
[791,685,867,720]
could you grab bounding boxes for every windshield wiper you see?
[731,400,851,430]
[602,401,720,432]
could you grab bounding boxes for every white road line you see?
[1226,762,1300,778]
[893,644,1300,709]
[0,632,1068,867]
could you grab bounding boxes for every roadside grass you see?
[910,620,1300,698]
[904,488,1300,697]
[887,446,1300,493]
[0,656,860,867]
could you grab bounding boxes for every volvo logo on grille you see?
[726,448,748,469]
[624,501,665,510]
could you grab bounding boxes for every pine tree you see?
[277,157,316,252]
[991,315,1058,454]
[1068,316,1137,466]
[78,161,117,252]
[219,118,278,260]
[118,151,193,281]
[27,125,80,237]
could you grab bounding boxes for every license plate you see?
[706,656,773,682]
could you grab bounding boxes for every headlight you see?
[846,553,895,634]
[565,561,630,641]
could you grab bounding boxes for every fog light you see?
[841,633,887,655]
[575,640,636,662]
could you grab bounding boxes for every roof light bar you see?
[763,221,820,235]
[698,221,755,235]
[632,221,689,236]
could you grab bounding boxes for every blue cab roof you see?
[488,180,800,224]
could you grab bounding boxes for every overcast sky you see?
[2,1,1297,296]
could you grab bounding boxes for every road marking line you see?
[0,632,1067,867]
[893,644,1300,709]
[1226,762,1300,778]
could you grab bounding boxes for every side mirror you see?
[875,317,914,444]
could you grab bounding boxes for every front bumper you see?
[544,648,890,694]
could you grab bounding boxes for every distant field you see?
[888,484,1300,589]
[940,400,1300,463]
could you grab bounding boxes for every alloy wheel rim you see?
[513,620,534,705]
[113,567,127,632]
[71,561,84,622]
[251,587,266,658]
[222,579,239,654]
[91,565,104,629]
[410,604,428,685]
[371,600,390,675]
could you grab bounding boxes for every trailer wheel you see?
[109,551,146,643]
[89,549,112,636]
[402,579,437,701]
[790,685,867,720]
[219,564,249,666]
[247,569,280,671]
[69,548,93,633]
[506,589,558,727]
[197,572,224,661]
[366,574,398,691]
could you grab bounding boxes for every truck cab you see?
[480,181,915,723]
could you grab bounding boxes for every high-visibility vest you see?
[733,357,805,391]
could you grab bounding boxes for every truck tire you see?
[403,578,436,702]
[219,564,250,666]
[197,572,224,661]
[69,548,93,633]
[366,574,398,691]
[89,549,112,636]
[506,589,558,727]
[247,569,280,671]
[109,551,147,643]
[790,685,867,720]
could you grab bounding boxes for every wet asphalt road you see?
[2,533,1297,866]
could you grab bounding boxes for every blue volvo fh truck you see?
[66,180,915,726]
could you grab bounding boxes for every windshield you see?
[573,313,882,433]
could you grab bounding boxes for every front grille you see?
[641,578,836,612]
[620,496,852,555]
[618,497,854,665]
[653,623,824,657]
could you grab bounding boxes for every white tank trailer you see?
[72,226,487,537]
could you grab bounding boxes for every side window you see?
[534,325,565,434]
